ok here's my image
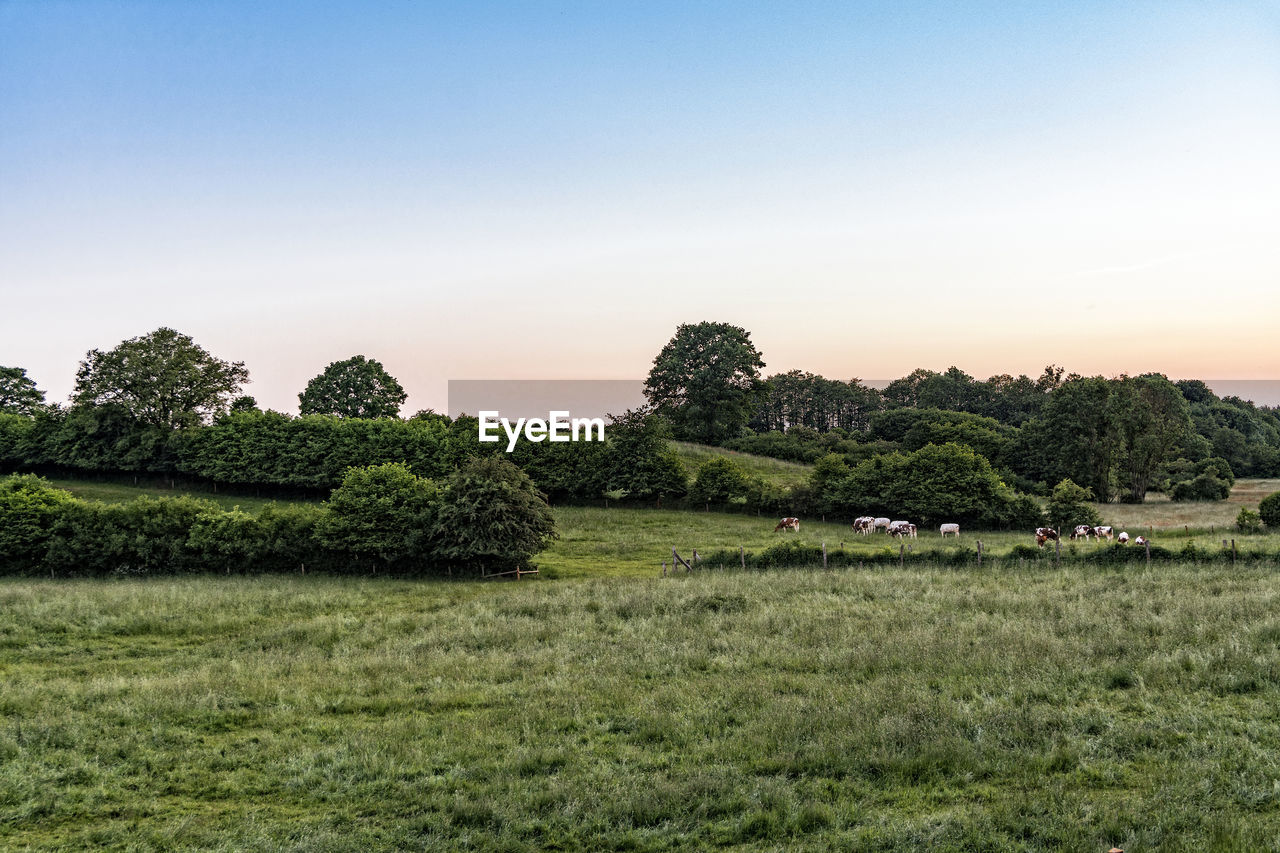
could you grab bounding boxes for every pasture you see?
[3,566,1280,850]
[38,475,1280,580]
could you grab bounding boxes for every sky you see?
[3,1,1279,414]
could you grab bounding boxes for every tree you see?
[72,328,249,429]
[1112,374,1193,503]
[1045,479,1102,531]
[433,456,557,572]
[317,462,439,568]
[689,456,751,505]
[298,355,407,419]
[644,322,765,444]
[0,367,45,415]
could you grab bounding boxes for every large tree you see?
[298,355,407,419]
[72,328,249,429]
[644,321,765,444]
[1112,373,1193,503]
[0,367,45,415]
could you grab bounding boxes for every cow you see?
[888,520,915,538]
[939,523,960,538]
[873,517,892,533]
[1035,527,1059,548]
[1093,526,1114,541]
[1134,535,1149,548]
[907,523,917,539]
[774,517,800,533]
[1072,525,1093,540]
[1117,531,1130,544]
[852,516,875,535]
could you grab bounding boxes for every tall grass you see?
[3,566,1280,850]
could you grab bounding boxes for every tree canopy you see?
[644,322,765,444]
[0,367,45,415]
[72,328,249,429]
[298,355,407,419]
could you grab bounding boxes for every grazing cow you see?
[874,517,892,533]
[940,523,960,538]
[1117,531,1130,544]
[1093,526,1114,541]
[852,516,875,535]
[1134,535,1149,547]
[774,517,800,533]
[888,520,914,538]
[907,523,917,539]
[1035,527,1059,548]
[1072,525,1093,540]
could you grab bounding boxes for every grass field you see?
[38,475,1280,580]
[670,441,814,488]
[3,567,1280,850]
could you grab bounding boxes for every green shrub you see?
[0,474,77,573]
[433,455,557,574]
[317,462,439,570]
[1236,508,1263,534]
[1045,479,1102,531]
[1258,492,1280,529]
[689,457,751,505]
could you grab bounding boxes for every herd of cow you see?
[772,517,1149,549]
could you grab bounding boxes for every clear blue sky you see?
[3,1,1278,413]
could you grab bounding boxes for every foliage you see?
[1168,456,1234,502]
[0,474,77,569]
[1259,491,1280,529]
[72,327,249,429]
[0,366,46,415]
[644,321,765,444]
[751,370,882,433]
[433,456,557,572]
[827,442,1020,526]
[1112,374,1194,503]
[317,463,438,568]
[1045,479,1102,531]
[689,456,752,505]
[1236,508,1263,534]
[298,355,407,419]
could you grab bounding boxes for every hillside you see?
[670,441,813,488]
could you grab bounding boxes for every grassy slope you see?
[671,441,813,488]
[3,567,1280,850]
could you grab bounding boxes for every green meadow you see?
[3,566,1280,850]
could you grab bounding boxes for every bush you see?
[1045,479,1102,531]
[1236,508,1264,535]
[0,474,77,572]
[1258,492,1280,529]
[689,457,751,505]
[317,462,439,570]
[434,456,557,574]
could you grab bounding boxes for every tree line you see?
[643,322,1280,503]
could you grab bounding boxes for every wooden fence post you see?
[662,561,667,576]
[1055,537,1061,567]
[899,544,904,568]
[977,540,982,567]
[740,546,745,570]
[1145,540,1151,564]
[822,542,827,570]
[1232,539,1237,565]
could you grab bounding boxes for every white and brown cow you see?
[852,516,875,535]
[874,517,892,533]
[939,523,960,538]
[774,517,801,533]
[1093,526,1114,541]
[1035,527,1059,548]
[1072,525,1093,540]
[888,520,915,538]
[1117,531,1130,544]
[1134,535,1149,547]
